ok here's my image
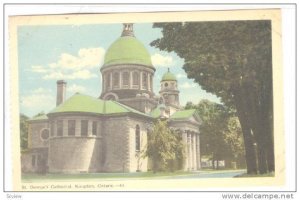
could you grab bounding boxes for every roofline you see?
[27,118,48,123]
[168,118,201,126]
[47,111,154,120]
[101,63,155,71]
[160,79,177,82]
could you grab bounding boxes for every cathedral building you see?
[21,24,202,173]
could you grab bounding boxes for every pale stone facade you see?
[21,23,201,174]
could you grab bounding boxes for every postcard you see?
[8,9,284,191]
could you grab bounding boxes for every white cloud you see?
[31,87,52,94]
[179,82,197,89]
[31,65,49,73]
[176,73,186,79]
[68,84,87,94]
[43,69,97,80]
[31,47,105,80]
[21,93,55,112]
[49,47,105,70]
[151,53,174,67]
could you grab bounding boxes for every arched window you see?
[133,71,139,86]
[122,71,129,86]
[135,125,140,151]
[142,72,147,89]
[113,72,119,88]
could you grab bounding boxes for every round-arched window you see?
[164,82,168,87]
[40,129,50,141]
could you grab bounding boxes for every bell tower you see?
[159,68,180,113]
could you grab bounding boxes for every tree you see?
[223,117,246,168]
[144,120,185,173]
[20,114,29,151]
[187,100,245,169]
[151,21,273,174]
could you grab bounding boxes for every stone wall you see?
[48,137,102,173]
[127,117,149,172]
[101,116,130,172]
[28,121,49,149]
[21,148,48,173]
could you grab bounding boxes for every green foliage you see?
[151,21,272,104]
[151,21,273,174]
[20,113,29,151]
[186,100,245,168]
[144,120,185,173]
[224,117,245,160]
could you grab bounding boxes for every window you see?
[92,121,97,136]
[122,71,129,86]
[81,120,88,136]
[41,129,50,140]
[37,154,42,166]
[32,155,36,167]
[135,125,140,151]
[106,73,111,90]
[68,120,76,136]
[57,120,63,136]
[150,75,153,91]
[133,71,139,86]
[142,73,147,89]
[113,72,119,87]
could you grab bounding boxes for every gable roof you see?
[48,93,150,117]
[170,109,202,123]
[150,106,161,118]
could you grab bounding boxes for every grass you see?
[234,172,275,178]
[22,171,193,182]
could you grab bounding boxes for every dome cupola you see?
[161,68,177,82]
[103,23,153,68]
[100,23,156,113]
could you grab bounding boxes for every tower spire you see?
[121,23,135,37]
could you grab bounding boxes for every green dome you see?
[161,70,177,81]
[103,36,153,67]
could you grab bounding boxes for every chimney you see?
[56,80,66,106]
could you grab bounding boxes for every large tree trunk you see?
[246,85,268,174]
[233,91,258,174]
[260,79,274,172]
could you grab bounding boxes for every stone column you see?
[140,71,143,90]
[196,134,201,169]
[119,71,122,88]
[63,120,68,137]
[188,132,192,170]
[129,71,133,89]
[88,120,92,136]
[75,119,81,137]
[109,72,113,90]
[182,130,188,171]
[147,73,151,91]
[193,132,197,170]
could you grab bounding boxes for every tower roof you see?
[161,68,177,81]
[103,24,153,67]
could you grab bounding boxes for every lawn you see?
[22,171,194,182]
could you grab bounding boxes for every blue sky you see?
[18,23,220,117]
